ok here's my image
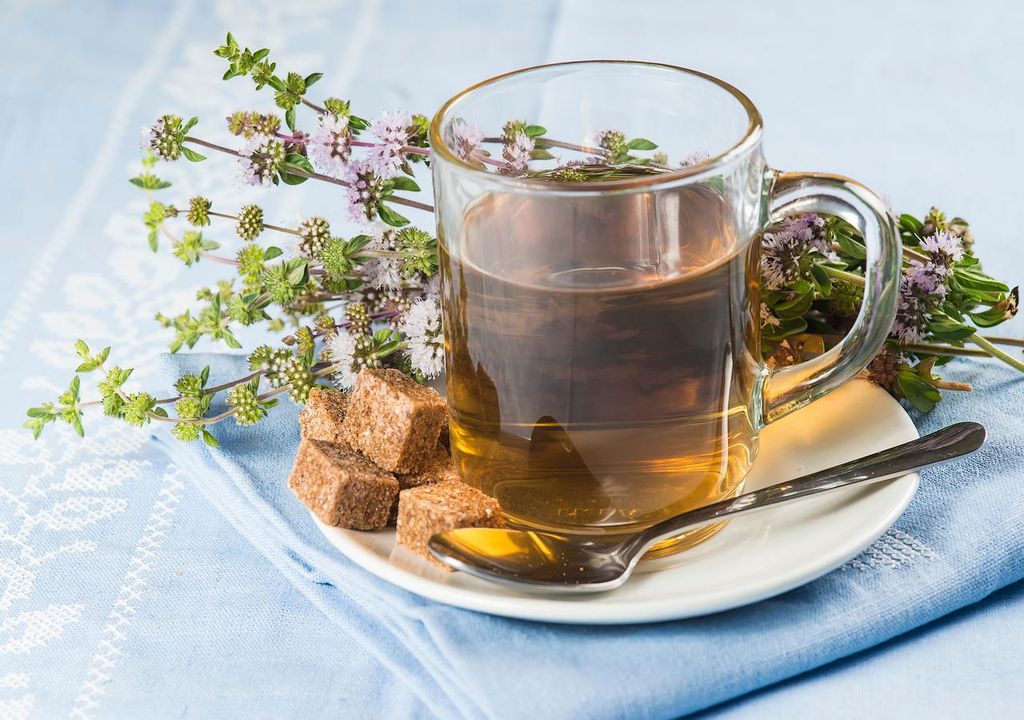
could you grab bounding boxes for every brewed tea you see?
[441,182,763,550]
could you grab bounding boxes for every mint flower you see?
[595,129,627,158]
[297,215,331,258]
[345,303,371,336]
[122,392,156,427]
[227,381,268,425]
[187,196,212,226]
[270,356,314,403]
[171,422,201,442]
[368,109,412,178]
[783,213,831,256]
[400,297,444,379]
[308,112,352,176]
[397,227,438,279]
[262,263,300,304]
[501,131,534,176]
[236,243,265,285]
[239,134,284,186]
[760,213,836,290]
[141,114,185,161]
[343,160,384,223]
[327,329,360,388]
[236,204,264,241]
[893,261,948,342]
[760,230,804,290]
[448,118,484,163]
[919,230,964,270]
[227,111,281,138]
[361,227,402,290]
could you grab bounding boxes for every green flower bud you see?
[236,204,264,241]
[186,196,212,227]
[171,421,201,442]
[122,392,156,427]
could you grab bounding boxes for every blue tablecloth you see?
[2,1,1022,718]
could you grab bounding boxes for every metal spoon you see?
[428,422,985,593]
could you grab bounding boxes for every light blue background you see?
[1,1,1021,718]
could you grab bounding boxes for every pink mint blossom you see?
[448,118,484,162]
[367,110,412,178]
[238,134,284,187]
[892,261,948,342]
[760,230,804,290]
[308,113,352,176]
[919,230,964,270]
[361,226,403,290]
[501,131,534,175]
[343,160,383,224]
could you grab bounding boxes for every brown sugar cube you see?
[298,386,350,444]
[341,369,447,473]
[397,445,460,490]
[396,480,503,571]
[289,439,398,530]
[387,446,462,525]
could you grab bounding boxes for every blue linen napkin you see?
[155,352,1024,720]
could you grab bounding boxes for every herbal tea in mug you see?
[431,62,901,556]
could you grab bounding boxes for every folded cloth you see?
[155,352,1024,720]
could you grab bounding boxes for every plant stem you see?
[893,341,989,358]
[820,265,867,287]
[185,136,241,158]
[197,249,240,266]
[969,333,1024,373]
[982,335,1024,349]
[933,379,973,392]
[301,97,325,114]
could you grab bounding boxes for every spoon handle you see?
[630,422,986,555]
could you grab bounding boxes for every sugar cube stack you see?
[287,368,504,573]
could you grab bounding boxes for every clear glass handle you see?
[761,171,902,422]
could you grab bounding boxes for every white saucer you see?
[312,379,918,624]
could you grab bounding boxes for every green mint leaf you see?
[896,370,941,413]
[898,214,923,233]
[74,339,90,358]
[263,246,283,260]
[524,124,547,137]
[202,429,220,447]
[626,138,658,150]
[304,72,323,87]
[389,176,420,193]
[376,203,409,228]
[181,147,206,162]
[285,106,296,131]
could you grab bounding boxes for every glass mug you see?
[430,61,900,557]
